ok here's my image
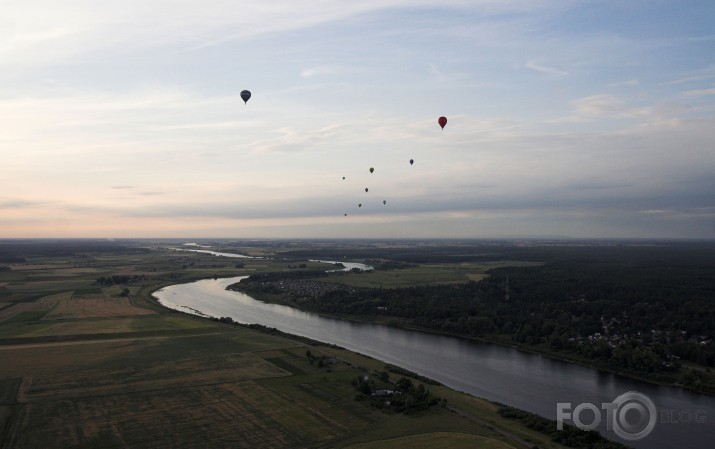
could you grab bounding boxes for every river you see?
[153,276,715,449]
[309,259,374,272]
[170,248,254,258]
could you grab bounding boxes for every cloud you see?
[551,94,662,123]
[0,199,54,209]
[244,124,350,154]
[607,79,639,88]
[301,65,339,78]
[525,59,569,77]
[683,87,715,97]
[560,181,633,191]
[572,94,627,116]
[2,0,539,65]
[662,65,715,85]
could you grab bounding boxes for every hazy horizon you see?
[2,1,714,239]
[3,236,715,243]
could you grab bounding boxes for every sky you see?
[1,0,714,239]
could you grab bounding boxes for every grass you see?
[0,315,215,340]
[0,378,21,403]
[264,357,307,375]
[310,261,543,288]
[0,242,575,449]
[71,287,104,296]
[8,382,330,449]
[4,311,48,323]
[339,432,518,449]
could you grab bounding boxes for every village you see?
[242,278,354,301]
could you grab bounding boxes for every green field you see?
[341,432,516,449]
[0,240,587,449]
[316,261,543,288]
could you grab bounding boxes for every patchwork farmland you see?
[0,240,579,448]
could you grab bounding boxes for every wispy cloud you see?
[244,124,350,154]
[572,94,627,117]
[301,65,339,78]
[0,199,55,209]
[2,1,522,63]
[607,79,639,88]
[525,59,569,77]
[683,87,715,97]
[662,65,715,85]
[551,94,661,123]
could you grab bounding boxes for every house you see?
[372,389,395,396]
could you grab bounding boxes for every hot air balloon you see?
[342,177,345,180]
[383,200,387,205]
[409,159,414,165]
[438,116,447,129]
[240,90,251,104]
[358,203,362,208]
[344,213,347,216]
[369,167,374,173]
[365,188,369,192]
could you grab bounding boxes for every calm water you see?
[153,276,715,449]
[170,248,254,258]
[309,259,374,272]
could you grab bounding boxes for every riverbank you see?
[153,274,715,449]
[149,278,634,449]
[4,291,558,447]
[227,281,715,397]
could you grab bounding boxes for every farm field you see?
[0,240,584,448]
[318,261,543,288]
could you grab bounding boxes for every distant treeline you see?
[363,259,418,270]
[275,241,715,264]
[0,240,150,260]
[96,275,147,285]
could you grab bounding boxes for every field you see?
[319,261,543,288]
[0,240,587,449]
[341,433,516,449]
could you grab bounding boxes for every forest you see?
[238,241,715,393]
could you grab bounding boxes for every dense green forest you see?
[237,242,715,393]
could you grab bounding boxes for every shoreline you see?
[226,281,713,397]
[144,278,634,449]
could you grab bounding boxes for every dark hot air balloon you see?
[438,116,447,129]
[342,177,345,180]
[409,159,414,165]
[383,200,386,205]
[369,167,374,173]
[358,203,362,208]
[240,90,251,104]
[365,188,368,192]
